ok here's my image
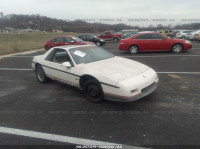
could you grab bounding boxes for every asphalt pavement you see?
[0,42,200,149]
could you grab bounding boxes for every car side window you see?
[152,34,164,39]
[101,32,106,36]
[80,35,86,40]
[87,35,94,40]
[52,37,64,42]
[64,37,73,43]
[51,49,71,64]
[105,32,111,35]
[135,34,153,40]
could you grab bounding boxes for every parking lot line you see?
[0,126,145,149]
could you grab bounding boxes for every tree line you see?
[0,14,200,32]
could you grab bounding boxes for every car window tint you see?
[135,34,153,39]
[52,49,70,64]
[152,34,164,39]
[53,37,64,42]
[105,32,111,35]
[101,32,106,36]
[87,35,93,40]
[64,37,72,43]
[81,35,87,40]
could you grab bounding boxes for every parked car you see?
[119,33,192,54]
[172,30,182,38]
[44,36,94,50]
[186,30,200,40]
[194,34,200,42]
[97,31,122,42]
[122,32,138,39]
[32,45,158,103]
[78,35,106,46]
[175,30,193,39]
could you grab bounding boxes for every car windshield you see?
[69,46,115,64]
[72,37,83,42]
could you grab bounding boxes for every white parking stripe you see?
[0,126,145,149]
[0,68,32,71]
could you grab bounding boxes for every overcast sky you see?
[0,0,200,27]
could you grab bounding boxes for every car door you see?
[64,37,75,45]
[80,35,87,41]
[104,32,112,40]
[152,34,171,51]
[52,37,65,47]
[134,34,154,51]
[43,48,78,87]
[87,35,95,42]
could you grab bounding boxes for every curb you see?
[0,49,44,58]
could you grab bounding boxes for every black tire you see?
[129,45,139,54]
[172,44,183,53]
[83,79,104,103]
[36,65,48,83]
[96,41,101,46]
[113,38,118,43]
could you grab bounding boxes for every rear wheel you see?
[83,79,104,103]
[172,44,183,53]
[36,65,47,83]
[129,45,139,54]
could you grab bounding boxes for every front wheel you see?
[172,44,183,53]
[83,79,104,103]
[96,42,101,46]
[36,65,48,83]
[129,45,139,54]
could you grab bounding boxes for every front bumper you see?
[104,82,157,102]
[103,68,158,102]
[119,44,129,51]
[184,44,192,50]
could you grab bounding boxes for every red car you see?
[44,36,94,50]
[97,31,122,42]
[119,33,192,54]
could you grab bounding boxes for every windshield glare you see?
[69,46,115,64]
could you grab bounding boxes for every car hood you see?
[80,56,150,82]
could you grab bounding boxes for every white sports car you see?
[32,45,158,102]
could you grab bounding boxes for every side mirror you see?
[163,37,167,40]
[61,62,71,68]
[70,40,75,43]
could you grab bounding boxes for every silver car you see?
[186,30,200,40]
